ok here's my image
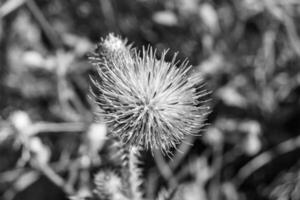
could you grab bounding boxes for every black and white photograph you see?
[1,0,300,199]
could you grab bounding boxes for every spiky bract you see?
[90,34,209,154]
[88,33,133,68]
[93,169,129,200]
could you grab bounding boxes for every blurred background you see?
[1,0,300,200]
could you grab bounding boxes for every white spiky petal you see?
[90,35,209,155]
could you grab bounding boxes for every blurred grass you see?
[1,0,300,200]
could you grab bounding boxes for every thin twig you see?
[153,149,177,188]
[0,0,26,18]
[33,161,75,195]
[25,0,61,49]
[264,0,300,56]
[235,134,300,186]
[209,144,223,200]
[282,11,300,56]
[1,171,39,200]
[26,122,87,136]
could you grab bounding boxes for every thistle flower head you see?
[93,169,129,200]
[90,34,209,155]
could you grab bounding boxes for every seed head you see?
[89,34,209,155]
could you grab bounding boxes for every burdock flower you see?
[89,34,209,154]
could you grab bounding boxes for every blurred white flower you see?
[28,137,50,164]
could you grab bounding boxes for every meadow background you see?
[1,0,300,200]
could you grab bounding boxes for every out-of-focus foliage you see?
[1,0,300,200]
